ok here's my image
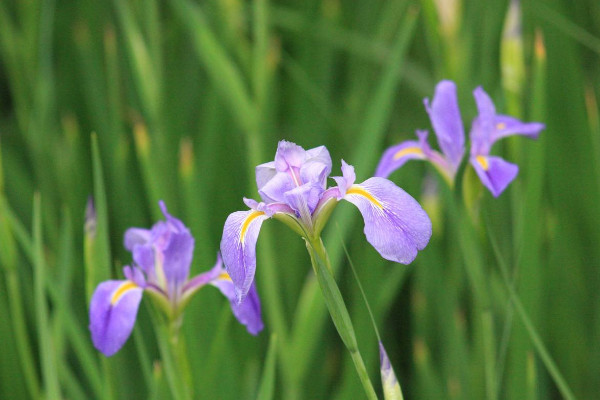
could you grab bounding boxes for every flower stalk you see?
[306,236,378,400]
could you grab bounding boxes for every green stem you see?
[150,308,192,400]
[306,237,378,400]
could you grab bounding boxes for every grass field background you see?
[1,0,599,398]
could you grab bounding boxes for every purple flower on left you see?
[89,201,263,357]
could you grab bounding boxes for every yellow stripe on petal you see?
[393,146,424,160]
[240,211,265,243]
[476,155,490,171]
[218,272,232,281]
[346,186,383,210]
[111,281,138,305]
[496,122,506,130]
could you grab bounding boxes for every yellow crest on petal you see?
[241,211,265,243]
[111,281,138,305]
[346,186,383,210]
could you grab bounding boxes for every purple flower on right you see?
[375,80,545,197]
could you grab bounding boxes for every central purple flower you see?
[220,141,432,301]
[89,201,263,357]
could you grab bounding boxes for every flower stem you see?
[306,237,378,400]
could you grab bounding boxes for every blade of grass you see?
[256,335,278,400]
[33,193,62,399]
[487,225,576,400]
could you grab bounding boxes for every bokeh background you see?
[1,0,599,398]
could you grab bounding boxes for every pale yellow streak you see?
[393,146,424,160]
[496,122,506,130]
[346,186,383,210]
[111,281,138,305]
[476,155,490,171]
[240,211,265,243]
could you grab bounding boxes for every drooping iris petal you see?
[211,277,264,335]
[341,177,432,264]
[220,210,270,302]
[471,155,519,197]
[374,140,426,178]
[491,115,545,143]
[424,80,465,167]
[89,280,143,357]
[379,342,403,400]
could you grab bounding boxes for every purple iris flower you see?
[220,141,432,301]
[89,201,263,357]
[375,80,545,197]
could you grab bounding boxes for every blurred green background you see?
[1,0,599,398]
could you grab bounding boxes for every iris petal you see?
[470,155,518,197]
[491,115,545,143]
[424,80,465,167]
[342,178,432,264]
[89,280,143,357]
[220,210,270,302]
[374,140,426,178]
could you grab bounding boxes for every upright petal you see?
[491,115,545,143]
[220,210,270,301]
[162,230,195,294]
[470,86,497,155]
[89,280,143,357]
[332,159,356,197]
[258,171,294,204]
[379,342,403,400]
[374,140,426,178]
[274,140,306,171]
[124,228,151,251]
[301,146,332,188]
[342,177,432,264]
[424,80,465,167]
[471,155,519,197]
[255,161,277,190]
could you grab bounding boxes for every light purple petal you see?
[283,182,323,216]
[424,80,465,167]
[374,140,426,178]
[332,160,356,197]
[470,86,497,155]
[124,228,151,251]
[342,178,432,264]
[211,277,264,335]
[300,146,332,188]
[274,140,306,171]
[89,280,143,357]
[258,171,294,204]
[256,161,277,190]
[471,155,519,197]
[159,200,187,232]
[162,231,195,295]
[123,266,146,287]
[491,115,545,143]
[220,210,270,302]
[131,245,155,280]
